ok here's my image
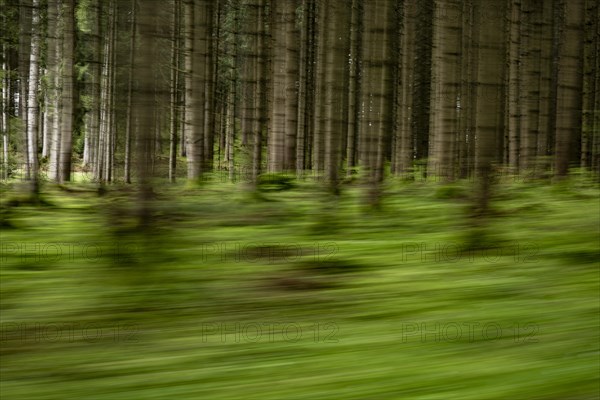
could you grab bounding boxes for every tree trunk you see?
[361,0,394,207]
[134,0,159,230]
[25,0,40,192]
[302,0,317,175]
[124,0,136,184]
[96,0,116,182]
[392,0,414,176]
[295,0,309,177]
[19,0,32,178]
[169,0,181,183]
[268,0,291,172]
[58,0,76,182]
[253,0,268,183]
[553,0,584,177]
[412,0,434,165]
[323,0,349,194]
[535,0,553,174]
[47,0,62,181]
[83,0,102,171]
[312,1,326,175]
[203,0,216,173]
[183,0,197,180]
[473,0,506,216]
[284,0,299,171]
[1,12,11,180]
[184,0,210,181]
[506,0,522,173]
[590,0,600,174]
[520,0,542,172]
[428,0,462,181]
[346,0,362,176]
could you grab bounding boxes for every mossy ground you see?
[1,175,598,399]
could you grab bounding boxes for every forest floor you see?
[1,174,599,399]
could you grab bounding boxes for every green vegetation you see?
[1,175,599,399]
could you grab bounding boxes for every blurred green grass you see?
[1,176,599,399]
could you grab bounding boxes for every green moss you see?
[0,177,598,399]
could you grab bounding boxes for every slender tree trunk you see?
[169,0,181,182]
[392,0,414,176]
[295,0,309,177]
[302,0,316,174]
[83,0,102,171]
[203,0,216,173]
[253,0,268,184]
[473,0,506,216]
[185,0,210,181]
[312,1,325,174]
[1,21,10,179]
[239,0,261,181]
[124,0,136,183]
[346,0,362,176]
[25,0,40,192]
[226,68,236,181]
[553,0,584,177]
[323,0,349,194]
[106,3,117,183]
[226,0,239,181]
[361,0,394,207]
[428,0,462,181]
[47,0,62,181]
[96,0,115,182]
[458,0,478,180]
[134,0,159,230]
[58,0,76,182]
[284,0,299,171]
[183,0,197,180]
[581,0,597,170]
[41,76,49,158]
[535,0,553,174]
[590,0,600,174]
[268,0,289,172]
[19,0,32,178]
[412,0,434,165]
[520,0,541,172]
[100,0,116,183]
[506,0,522,173]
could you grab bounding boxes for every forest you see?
[1,0,599,399]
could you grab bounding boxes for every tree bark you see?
[124,0,136,183]
[169,0,181,183]
[134,0,159,229]
[361,0,394,207]
[47,0,62,181]
[428,0,462,181]
[83,0,102,172]
[553,0,584,177]
[392,0,414,176]
[268,0,293,172]
[473,0,506,215]
[58,0,76,182]
[19,0,32,177]
[323,0,349,193]
[506,0,522,173]
[25,0,40,191]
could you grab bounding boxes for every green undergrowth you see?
[1,175,599,399]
